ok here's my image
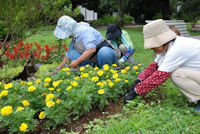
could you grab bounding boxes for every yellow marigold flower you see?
[110,69,117,74]
[22,100,30,107]
[79,66,85,71]
[91,77,99,82]
[81,73,89,78]
[115,78,121,82]
[86,64,90,68]
[44,77,51,83]
[125,66,130,71]
[67,86,72,91]
[108,82,114,87]
[103,64,109,71]
[27,82,32,86]
[4,83,13,90]
[1,106,12,116]
[56,99,61,104]
[138,63,141,66]
[61,67,70,71]
[41,93,47,97]
[45,93,55,102]
[121,69,127,74]
[46,101,55,107]
[57,88,61,92]
[48,87,54,91]
[107,79,111,83]
[67,72,71,75]
[97,70,104,76]
[71,81,78,87]
[133,66,138,70]
[136,72,139,74]
[20,81,25,85]
[124,80,129,83]
[98,89,105,95]
[102,81,107,85]
[1,90,8,97]
[112,64,117,67]
[19,123,28,132]
[44,83,49,87]
[16,106,24,112]
[113,73,118,79]
[74,76,80,80]
[94,66,99,71]
[35,79,41,84]
[28,86,36,92]
[53,81,59,88]
[96,82,104,88]
[39,111,45,119]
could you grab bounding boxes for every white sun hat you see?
[143,19,177,49]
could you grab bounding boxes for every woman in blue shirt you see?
[53,16,117,71]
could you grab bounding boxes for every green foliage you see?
[177,0,200,25]
[86,83,200,133]
[152,12,163,20]
[91,14,134,26]
[124,14,135,23]
[91,15,118,26]
[0,59,24,82]
[0,0,41,41]
[0,20,8,39]
[40,0,80,25]
[0,63,142,133]
[0,0,80,44]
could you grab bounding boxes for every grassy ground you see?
[6,26,200,133]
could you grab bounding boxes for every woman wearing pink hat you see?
[124,19,200,111]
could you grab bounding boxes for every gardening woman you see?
[124,19,200,111]
[53,15,118,71]
[106,24,135,63]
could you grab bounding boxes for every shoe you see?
[124,89,138,104]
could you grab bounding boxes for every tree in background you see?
[162,0,170,19]
[177,0,200,27]
[0,0,79,59]
[125,0,162,23]
[40,0,80,25]
[0,0,41,58]
[118,0,125,26]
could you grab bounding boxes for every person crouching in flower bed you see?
[106,24,135,63]
[124,19,200,112]
[53,15,118,73]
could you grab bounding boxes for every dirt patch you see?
[29,98,124,134]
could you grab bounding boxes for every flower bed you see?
[4,41,68,63]
[0,63,142,133]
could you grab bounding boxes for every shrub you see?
[0,63,143,133]
[91,14,135,26]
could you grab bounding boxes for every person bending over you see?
[124,19,200,112]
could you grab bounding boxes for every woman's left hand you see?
[69,60,79,68]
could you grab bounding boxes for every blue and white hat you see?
[54,15,77,39]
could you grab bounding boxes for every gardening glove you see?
[118,48,134,63]
[124,79,141,104]
[124,88,138,104]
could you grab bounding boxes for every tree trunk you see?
[118,0,124,26]
[162,0,170,19]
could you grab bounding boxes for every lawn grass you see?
[22,26,200,133]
